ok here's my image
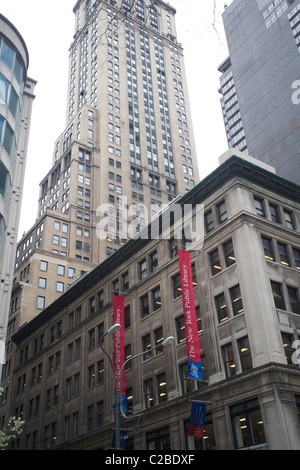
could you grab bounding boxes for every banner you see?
[113,295,126,410]
[187,402,206,438]
[178,250,203,381]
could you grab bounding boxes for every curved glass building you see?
[0,14,36,361]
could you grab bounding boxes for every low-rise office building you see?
[2,151,300,450]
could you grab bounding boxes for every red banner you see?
[178,250,203,381]
[113,295,126,401]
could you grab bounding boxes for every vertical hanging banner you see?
[178,250,203,381]
[187,402,206,438]
[113,295,126,410]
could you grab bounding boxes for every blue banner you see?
[187,402,206,438]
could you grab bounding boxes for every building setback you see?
[2,152,300,450]
[218,0,300,185]
[0,14,36,372]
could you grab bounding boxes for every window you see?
[57,282,64,293]
[215,293,228,323]
[230,399,265,449]
[222,343,236,377]
[262,237,274,261]
[288,287,300,314]
[271,281,286,310]
[254,197,265,217]
[37,296,45,310]
[122,272,129,292]
[157,373,167,403]
[230,285,244,316]
[282,333,294,364]
[204,210,214,233]
[154,327,164,354]
[284,210,295,229]
[180,363,194,394]
[223,240,236,267]
[293,248,300,270]
[144,379,154,408]
[172,273,181,299]
[90,297,96,315]
[152,287,161,311]
[210,249,221,276]
[39,278,47,289]
[150,251,158,272]
[217,200,227,224]
[142,334,152,360]
[139,259,147,279]
[140,294,149,318]
[146,427,170,451]
[68,267,75,279]
[269,204,281,224]
[277,243,290,267]
[57,265,65,276]
[97,360,104,385]
[237,337,252,371]
[40,260,48,272]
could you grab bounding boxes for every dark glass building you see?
[218,0,300,184]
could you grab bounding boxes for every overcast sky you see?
[1,0,231,238]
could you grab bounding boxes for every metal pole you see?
[115,329,120,450]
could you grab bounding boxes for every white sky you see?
[1,0,230,238]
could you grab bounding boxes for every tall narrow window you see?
[262,236,274,261]
[157,373,167,403]
[140,294,149,318]
[223,240,236,267]
[230,285,244,316]
[278,243,290,267]
[222,343,236,377]
[269,204,281,224]
[142,334,152,360]
[210,249,221,276]
[271,281,286,310]
[237,337,252,371]
[144,379,154,408]
[287,287,300,314]
[217,200,227,224]
[204,210,214,233]
[215,293,228,323]
[254,197,265,217]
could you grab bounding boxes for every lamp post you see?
[100,326,175,450]
[100,323,121,449]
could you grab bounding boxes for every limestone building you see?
[2,152,300,450]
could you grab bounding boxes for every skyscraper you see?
[5,1,200,360]
[218,0,300,185]
[0,14,36,371]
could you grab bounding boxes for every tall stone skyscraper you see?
[218,0,300,185]
[4,0,200,360]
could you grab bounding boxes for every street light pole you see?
[100,323,121,449]
[101,327,175,449]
